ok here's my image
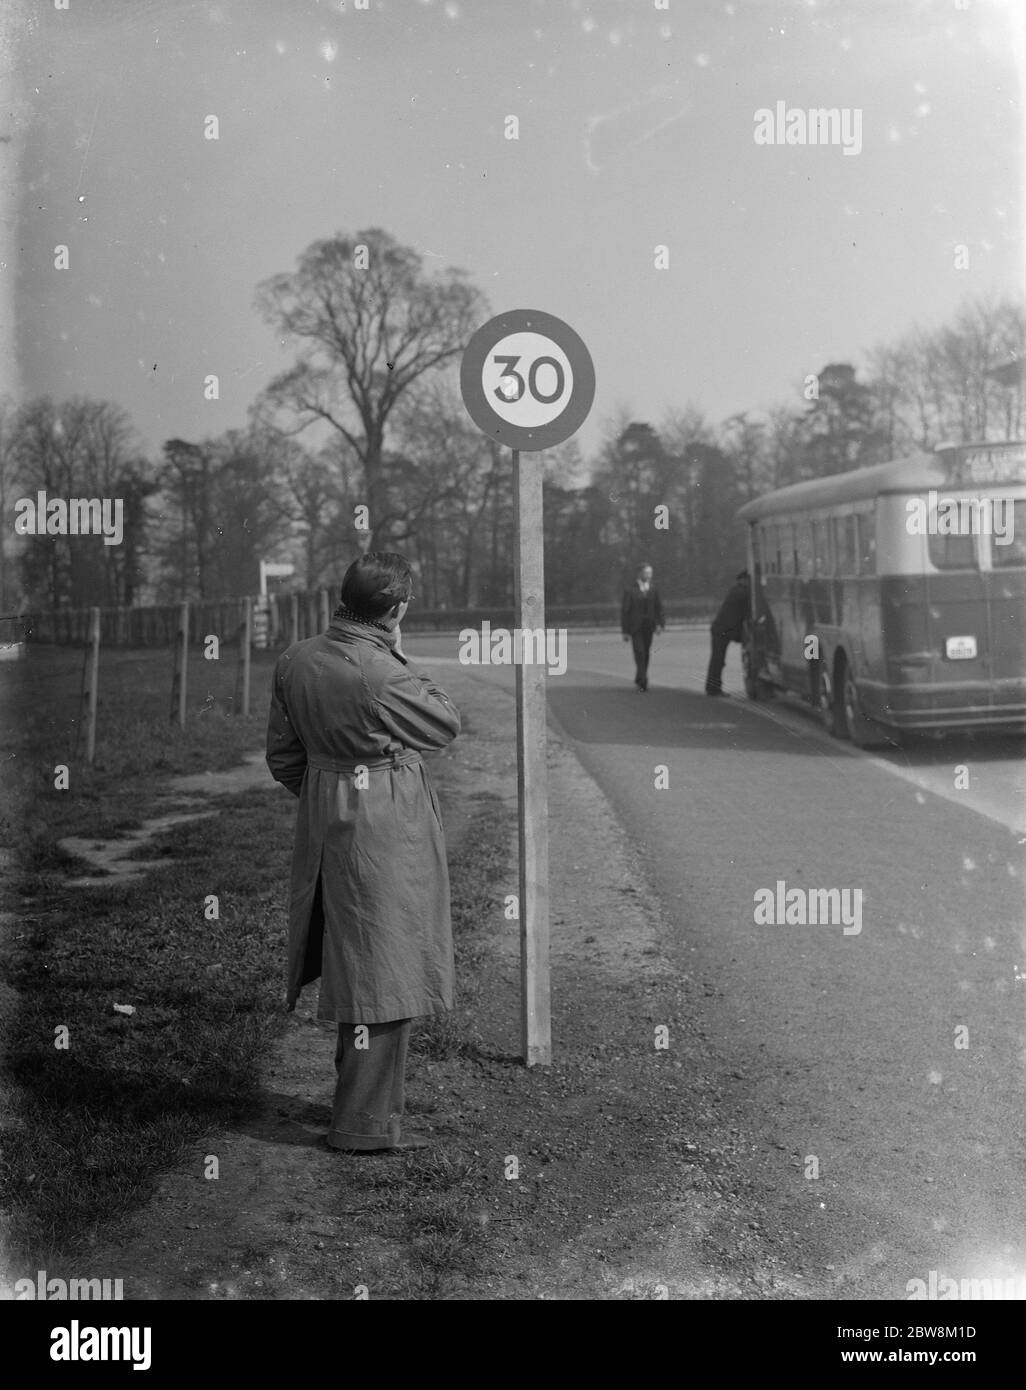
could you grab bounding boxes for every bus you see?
[736,440,1026,745]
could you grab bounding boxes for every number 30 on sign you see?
[460,309,595,453]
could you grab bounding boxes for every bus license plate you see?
[946,635,977,660]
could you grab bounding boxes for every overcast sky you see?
[1,0,1022,462]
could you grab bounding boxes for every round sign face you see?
[460,309,595,452]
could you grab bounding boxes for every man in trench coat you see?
[266,552,460,1153]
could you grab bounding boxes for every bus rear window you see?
[991,500,1026,568]
[928,530,978,571]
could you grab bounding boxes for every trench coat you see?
[266,616,461,1024]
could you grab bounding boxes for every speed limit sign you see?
[459,309,594,1069]
[460,309,595,452]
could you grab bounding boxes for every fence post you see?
[290,593,299,645]
[170,601,189,727]
[85,606,100,764]
[239,596,252,717]
[319,587,330,632]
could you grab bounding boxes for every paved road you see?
[407,626,1026,1299]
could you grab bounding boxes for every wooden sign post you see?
[461,310,595,1067]
[512,448,552,1065]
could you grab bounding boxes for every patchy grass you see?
[0,789,292,1258]
[1,643,279,901]
[0,645,516,1275]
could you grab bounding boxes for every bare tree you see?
[721,412,771,503]
[865,296,1025,450]
[254,228,487,547]
[13,397,151,610]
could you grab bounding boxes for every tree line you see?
[2,227,1022,617]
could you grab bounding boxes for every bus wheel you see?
[841,661,878,748]
[818,664,846,738]
[743,645,764,700]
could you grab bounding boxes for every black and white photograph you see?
[1,0,1024,1348]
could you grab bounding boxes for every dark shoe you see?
[391,1134,432,1152]
[705,687,724,697]
[325,1131,432,1155]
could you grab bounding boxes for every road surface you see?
[406,625,1026,1299]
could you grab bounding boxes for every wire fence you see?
[1,594,715,650]
[0,592,716,761]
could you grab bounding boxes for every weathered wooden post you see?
[170,601,189,728]
[85,606,100,764]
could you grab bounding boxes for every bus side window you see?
[856,513,876,575]
[796,520,814,578]
[835,515,856,575]
[812,520,831,576]
[778,522,792,576]
[991,499,1026,568]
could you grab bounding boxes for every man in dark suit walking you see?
[621,563,665,692]
[705,570,751,696]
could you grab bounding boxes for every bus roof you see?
[736,440,1026,522]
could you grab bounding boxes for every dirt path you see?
[63,670,812,1300]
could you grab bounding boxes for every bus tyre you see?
[841,662,880,749]
[742,645,760,700]
[818,664,846,739]
[743,650,774,702]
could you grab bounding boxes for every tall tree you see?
[721,412,771,503]
[254,228,487,547]
[153,428,292,601]
[799,363,888,477]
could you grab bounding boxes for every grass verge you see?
[0,646,515,1276]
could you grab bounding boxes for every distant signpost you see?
[460,310,595,1066]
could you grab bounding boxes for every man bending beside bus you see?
[705,570,750,697]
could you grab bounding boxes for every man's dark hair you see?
[339,552,414,620]
[636,562,653,575]
[736,570,749,581]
